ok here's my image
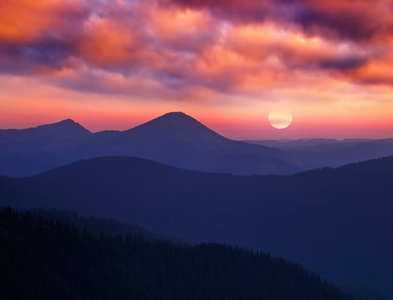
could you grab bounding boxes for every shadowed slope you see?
[0,207,351,300]
[0,120,92,176]
[1,156,393,298]
[101,112,299,175]
[0,112,300,176]
[1,112,393,177]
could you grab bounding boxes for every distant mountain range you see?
[1,155,393,299]
[2,112,393,177]
[245,138,393,170]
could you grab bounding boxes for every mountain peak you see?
[32,119,91,137]
[162,111,188,117]
[125,111,223,141]
[155,112,200,123]
[58,118,78,125]
[150,112,209,129]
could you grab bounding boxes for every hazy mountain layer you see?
[0,112,299,177]
[2,112,393,177]
[245,138,393,170]
[1,156,392,298]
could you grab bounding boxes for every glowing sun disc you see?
[268,109,292,129]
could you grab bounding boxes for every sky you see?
[1,0,393,140]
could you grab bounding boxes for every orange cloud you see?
[150,7,218,51]
[224,23,367,67]
[78,17,140,67]
[344,56,393,85]
[1,0,393,111]
[0,0,88,43]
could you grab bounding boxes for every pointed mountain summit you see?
[0,119,91,141]
[133,111,214,132]
[0,119,92,177]
[101,112,299,175]
[122,112,227,144]
[28,119,91,138]
[0,112,301,176]
[3,112,393,177]
[141,111,204,126]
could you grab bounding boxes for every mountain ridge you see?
[1,111,393,177]
[1,155,392,298]
[0,119,91,138]
[0,207,352,300]
[0,112,301,177]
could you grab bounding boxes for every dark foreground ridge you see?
[0,207,351,300]
[1,155,393,299]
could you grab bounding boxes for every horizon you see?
[0,111,388,141]
[1,1,393,140]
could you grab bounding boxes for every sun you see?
[268,109,292,129]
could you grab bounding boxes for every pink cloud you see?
[0,0,393,102]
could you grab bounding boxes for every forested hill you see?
[29,208,167,242]
[0,207,351,300]
[1,156,393,297]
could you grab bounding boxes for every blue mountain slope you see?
[0,119,92,176]
[1,155,393,298]
[1,112,393,177]
[100,112,299,175]
[0,112,300,176]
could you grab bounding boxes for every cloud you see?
[165,0,275,23]
[294,0,393,41]
[0,0,88,75]
[0,0,89,43]
[0,0,392,101]
[341,56,393,86]
[169,0,393,42]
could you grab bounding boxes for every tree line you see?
[0,207,351,299]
